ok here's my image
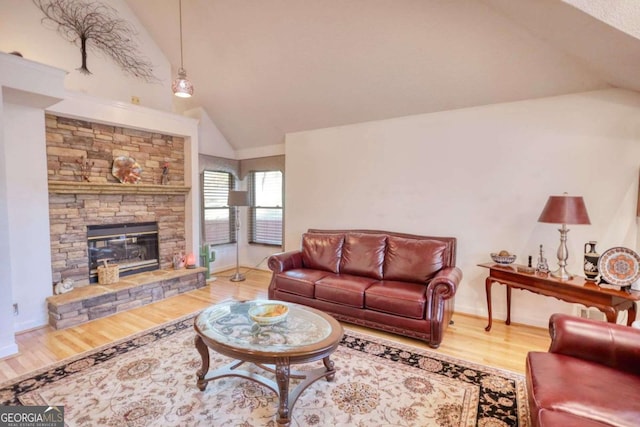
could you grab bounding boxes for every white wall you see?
[236,144,285,160]
[0,90,17,357]
[185,107,235,159]
[0,53,65,357]
[285,88,640,327]
[5,102,53,331]
[0,0,172,112]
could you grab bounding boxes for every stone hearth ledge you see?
[47,268,206,329]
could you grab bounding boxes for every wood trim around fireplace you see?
[48,181,190,195]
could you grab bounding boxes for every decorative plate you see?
[112,156,142,184]
[598,247,640,287]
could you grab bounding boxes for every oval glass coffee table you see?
[194,300,344,426]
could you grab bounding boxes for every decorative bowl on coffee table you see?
[248,303,289,325]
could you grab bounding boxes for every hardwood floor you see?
[0,269,551,383]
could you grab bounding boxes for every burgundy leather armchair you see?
[526,313,640,426]
[268,229,462,348]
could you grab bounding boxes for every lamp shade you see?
[228,190,250,207]
[172,68,193,98]
[538,195,590,225]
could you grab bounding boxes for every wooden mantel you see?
[48,181,190,195]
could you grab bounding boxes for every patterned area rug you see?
[0,316,529,426]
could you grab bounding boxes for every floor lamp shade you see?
[538,195,591,280]
[228,191,250,207]
[228,190,250,282]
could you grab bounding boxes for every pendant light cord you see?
[179,0,184,69]
[172,0,193,97]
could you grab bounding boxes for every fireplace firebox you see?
[87,222,160,283]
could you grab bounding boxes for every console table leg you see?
[506,285,512,326]
[604,308,618,324]
[194,335,210,391]
[628,303,637,326]
[485,277,493,331]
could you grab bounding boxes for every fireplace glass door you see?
[87,222,159,283]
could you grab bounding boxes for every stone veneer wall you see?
[46,115,185,184]
[46,115,188,286]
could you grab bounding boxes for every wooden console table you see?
[479,262,640,331]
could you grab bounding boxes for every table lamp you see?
[228,190,250,282]
[537,194,590,280]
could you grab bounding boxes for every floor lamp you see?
[228,190,250,282]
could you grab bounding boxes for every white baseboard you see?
[14,317,47,333]
[210,264,271,275]
[0,341,19,359]
[454,303,550,328]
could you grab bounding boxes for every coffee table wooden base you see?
[195,335,336,426]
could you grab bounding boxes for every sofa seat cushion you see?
[537,409,611,427]
[384,236,448,283]
[340,233,387,279]
[302,233,345,273]
[527,352,640,427]
[365,281,426,319]
[315,274,378,308]
[274,269,329,298]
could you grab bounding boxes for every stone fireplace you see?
[46,114,189,287]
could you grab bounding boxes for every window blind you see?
[202,170,235,245]
[248,171,283,246]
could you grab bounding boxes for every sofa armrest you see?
[423,267,462,347]
[425,267,462,318]
[267,250,303,273]
[426,267,462,300]
[548,313,640,376]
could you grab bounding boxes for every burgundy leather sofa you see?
[526,313,640,427]
[267,229,462,348]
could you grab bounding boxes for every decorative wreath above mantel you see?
[112,156,142,184]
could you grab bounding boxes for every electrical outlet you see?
[13,303,18,316]
[131,96,140,105]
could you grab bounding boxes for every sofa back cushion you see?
[302,233,345,273]
[340,233,387,279]
[384,236,448,283]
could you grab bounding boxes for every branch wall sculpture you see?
[33,0,158,82]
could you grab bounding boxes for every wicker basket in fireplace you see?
[97,261,119,285]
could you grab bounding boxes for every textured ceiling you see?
[125,0,640,151]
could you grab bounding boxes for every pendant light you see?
[171,0,194,98]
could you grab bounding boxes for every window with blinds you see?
[248,171,283,246]
[202,171,236,245]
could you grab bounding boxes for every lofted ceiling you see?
[125,0,640,152]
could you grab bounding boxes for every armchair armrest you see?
[548,313,640,376]
[267,250,303,274]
